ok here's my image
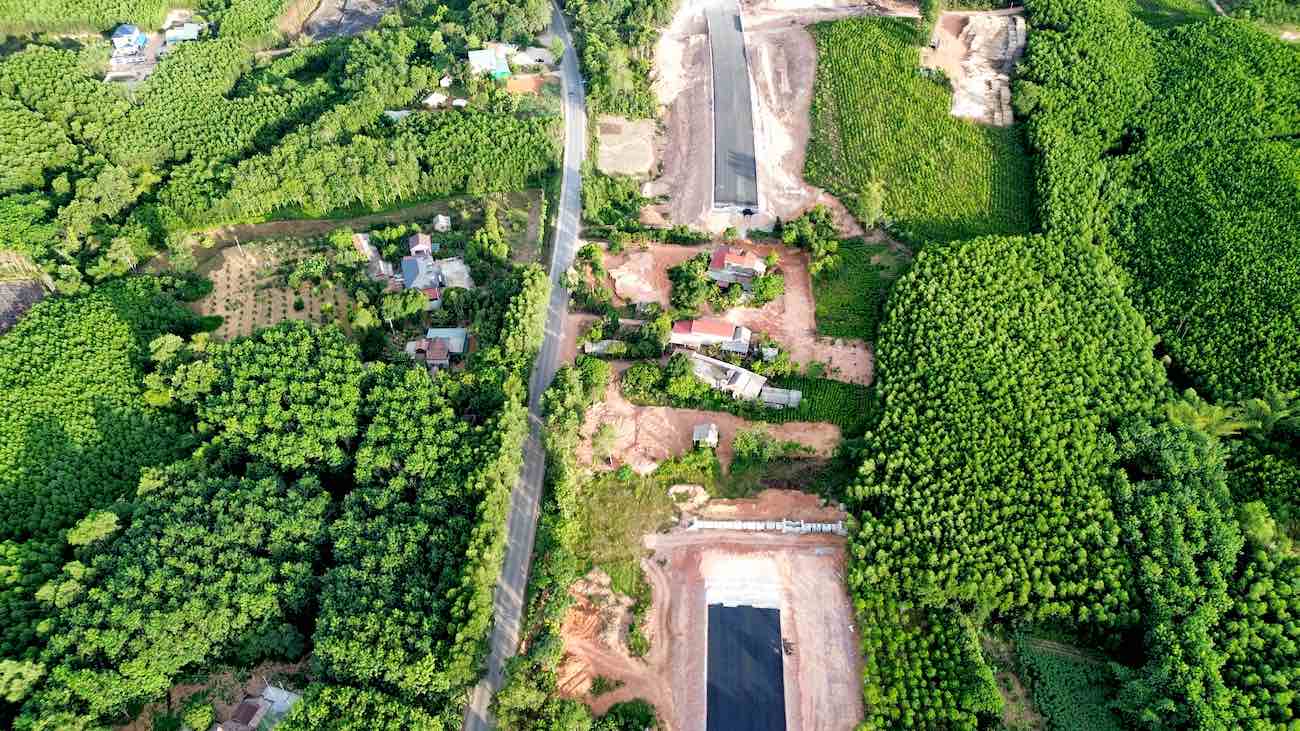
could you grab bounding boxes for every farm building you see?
[687,351,767,401]
[400,255,473,291]
[693,423,720,448]
[216,698,269,731]
[424,327,468,353]
[759,386,802,410]
[163,22,201,44]
[409,232,435,256]
[708,246,766,289]
[407,328,468,370]
[669,318,751,353]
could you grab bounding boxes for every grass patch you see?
[813,238,910,341]
[574,453,710,599]
[805,16,1035,243]
[1129,0,1215,27]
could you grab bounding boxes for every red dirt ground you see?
[598,243,874,384]
[559,517,864,730]
[578,362,842,473]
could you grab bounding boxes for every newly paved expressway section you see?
[706,605,787,731]
[461,3,586,728]
[706,0,760,211]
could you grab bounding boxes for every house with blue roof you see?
[111,24,148,53]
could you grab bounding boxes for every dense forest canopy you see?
[843,0,1300,727]
[1,254,551,728]
[0,0,559,291]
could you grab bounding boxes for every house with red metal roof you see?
[669,317,752,353]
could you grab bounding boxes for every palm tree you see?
[1241,389,1299,437]
[1166,388,1247,439]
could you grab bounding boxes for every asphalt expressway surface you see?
[707,605,787,731]
[706,0,759,211]
[461,3,586,728]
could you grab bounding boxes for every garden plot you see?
[578,362,841,474]
[558,492,863,730]
[190,237,352,341]
[921,9,1027,126]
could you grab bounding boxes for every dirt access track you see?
[577,361,842,474]
[558,491,863,731]
[600,242,874,384]
[645,0,917,235]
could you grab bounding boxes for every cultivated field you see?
[805,16,1035,242]
[190,237,352,341]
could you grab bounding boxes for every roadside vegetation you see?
[494,360,663,730]
[563,0,675,118]
[804,16,1035,244]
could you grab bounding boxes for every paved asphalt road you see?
[706,605,787,731]
[461,3,586,729]
[707,0,759,210]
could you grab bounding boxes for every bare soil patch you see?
[506,73,547,94]
[559,519,863,730]
[0,280,46,335]
[579,362,841,474]
[920,9,1026,126]
[605,243,710,307]
[598,241,873,383]
[597,115,658,178]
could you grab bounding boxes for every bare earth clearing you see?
[558,491,862,730]
[602,242,875,383]
[644,0,916,235]
[578,362,842,473]
[597,115,658,177]
[920,9,1027,126]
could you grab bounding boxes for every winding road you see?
[462,3,587,729]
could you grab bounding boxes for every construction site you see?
[643,0,916,234]
[558,489,863,730]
